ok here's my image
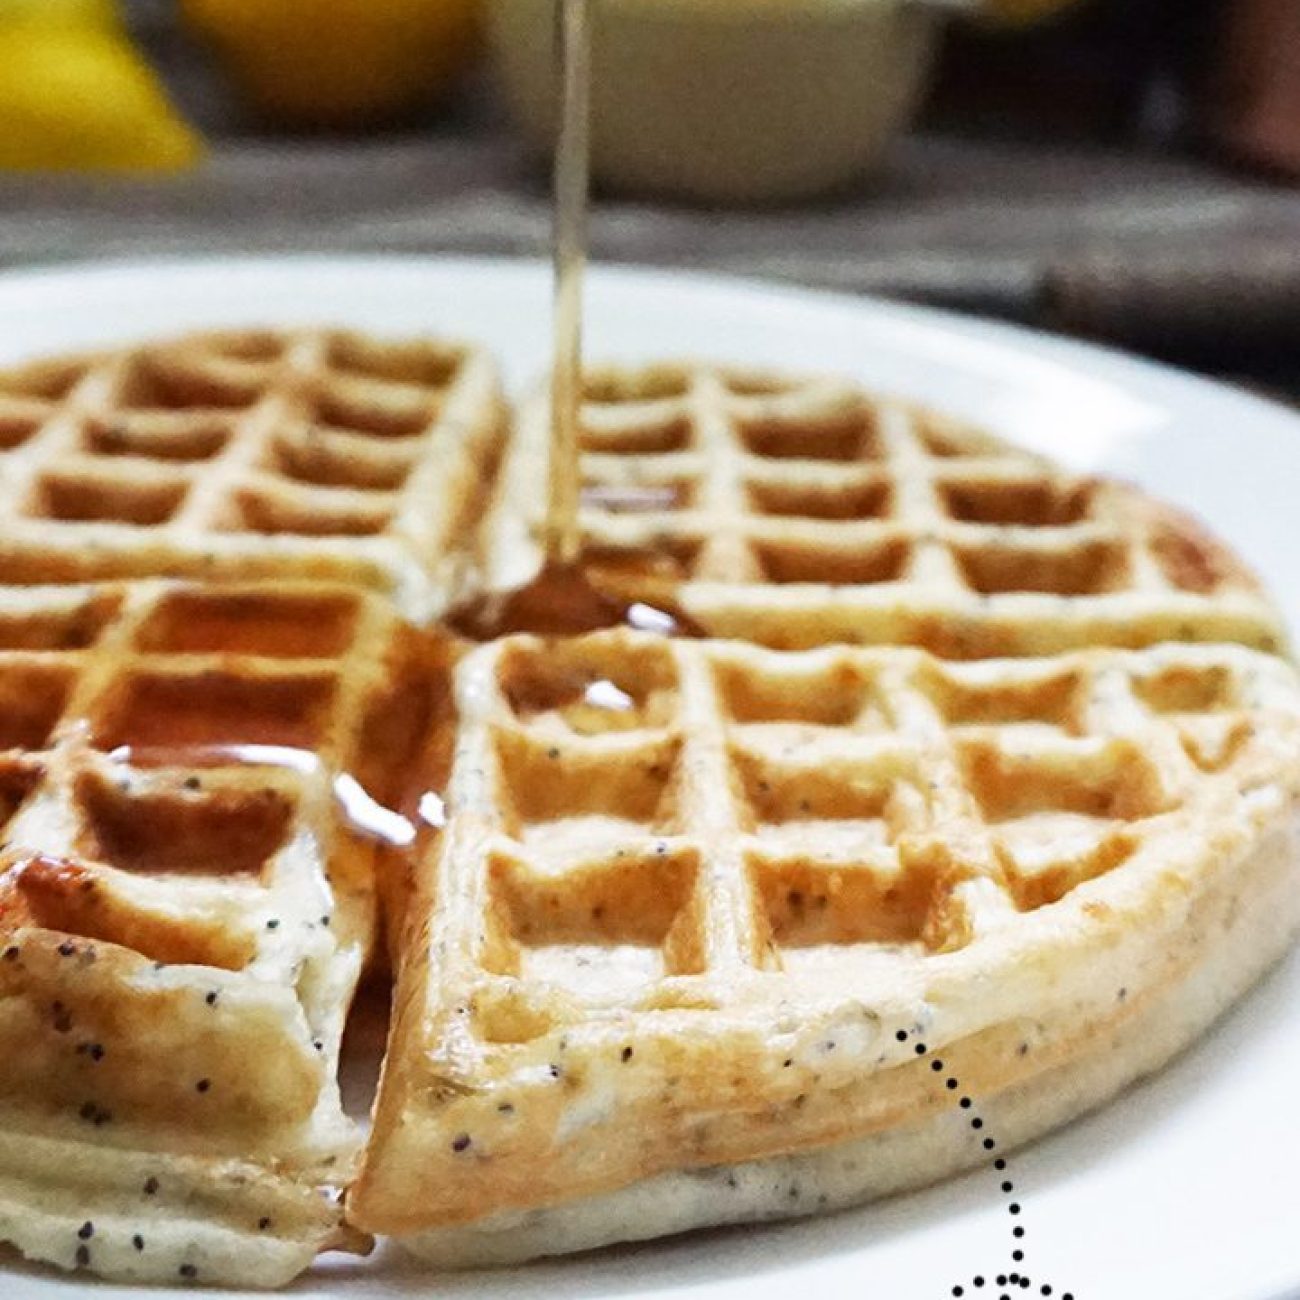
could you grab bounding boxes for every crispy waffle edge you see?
[0,342,1294,1285]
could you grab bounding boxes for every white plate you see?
[2,256,1298,1300]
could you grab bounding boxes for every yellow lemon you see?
[182,0,482,128]
[0,19,202,172]
[0,0,118,28]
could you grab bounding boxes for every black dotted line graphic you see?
[888,1027,1077,1299]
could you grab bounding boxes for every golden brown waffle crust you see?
[0,577,446,1285]
[1,338,1299,1286]
[485,362,1286,657]
[0,329,507,621]
[392,795,1300,1266]
[349,632,1300,1244]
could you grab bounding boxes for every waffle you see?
[0,329,505,619]
[0,577,447,1286]
[349,628,1300,1260]
[0,336,1295,1287]
[482,364,1286,655]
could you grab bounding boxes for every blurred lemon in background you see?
[0,0,201,171]
[182,0,482,128]
[0,0,117,29]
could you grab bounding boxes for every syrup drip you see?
[417,790,447,830]
[440,0,701,642]
[582,679,634,712]
[104,743,445,851]
[449,0,701,642]
[448,560,701,640]
[625,602,680,636]
[578,484,684,514]
[545,0,591,566]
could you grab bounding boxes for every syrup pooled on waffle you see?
[0,337,1294,1288]
[0,329,505,619]
[482,363,1283,655]
[350,628,1300,1261]
[0,578,450,1286]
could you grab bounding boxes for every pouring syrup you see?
[450,0,697,641]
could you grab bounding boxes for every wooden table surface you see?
[1,14,1297,388]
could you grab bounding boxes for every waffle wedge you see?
[350,629,1300,1262]
[0,329,505,619]
[0,578,447,1286]
[483,364,1285,655]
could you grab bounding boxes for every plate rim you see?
[2,249,1297,434]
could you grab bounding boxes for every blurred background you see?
[0,0,1296,394]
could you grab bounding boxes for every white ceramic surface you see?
[485,0,938,203]
[1,256,1297,1300]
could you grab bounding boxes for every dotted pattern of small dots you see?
[950,1277,1075,1298]
[888,1027,1078,1299]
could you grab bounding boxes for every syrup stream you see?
[546,0,591,566]
[447,0,696,640]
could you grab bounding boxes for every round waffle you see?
[0,336,1293,1287]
